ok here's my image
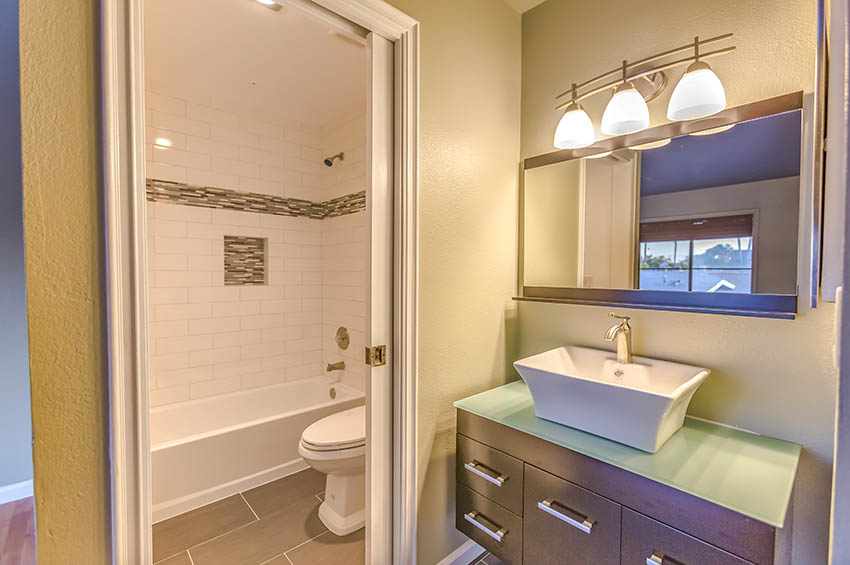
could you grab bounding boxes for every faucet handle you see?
[608,312,631,322]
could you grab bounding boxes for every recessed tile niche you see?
[224,235,267,286]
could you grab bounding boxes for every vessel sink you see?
[513,346,710,452]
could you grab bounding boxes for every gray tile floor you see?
[152,468,364,565]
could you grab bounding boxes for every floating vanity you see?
[454,381,800,564]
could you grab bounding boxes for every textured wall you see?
[0,0,33,490]
[520,0,834,562]
[19,0,112,562]
[385,1,522,563]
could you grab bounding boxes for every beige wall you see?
[384,1,521,563]
[19,0,112,562]
[521,0,835,562]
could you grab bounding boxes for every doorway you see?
[101,0,418,563]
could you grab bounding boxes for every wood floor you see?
[0,497,36,565]
[153,469,364,565]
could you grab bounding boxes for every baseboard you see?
[152,458,310,523]
[436,539,486,565]
[0,479,34,505]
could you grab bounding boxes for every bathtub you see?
[150,377,364,523]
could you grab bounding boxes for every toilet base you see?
[318,471,365,536]
[319,500,365,536]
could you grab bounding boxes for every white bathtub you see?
[150,377,364,523]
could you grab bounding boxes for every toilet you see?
[298,405,366,536]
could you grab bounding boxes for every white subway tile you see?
[210,125,259,148]
[146,126,187,150]
[241,313,286,330]
[146,161,187,183]
[188,255,221,271]
[214,359,265,379]
[149,385,190,407]
[190,376,242,399]
[188,316,241,335]
[155,236,213,255]
[147,92,186,116]
[188,286,240,303]
[189,346,241,367]
[157,334,213,355]
[187,103,239,128]
[285,128,321,148]
[150,352,190,373]
[186,135,239,159]
[212,156,260,178]
[187,168,238,190]
[154,302,211,321]
[239,117,285,140]
[240,146,284,168]
[153,146,211,170]
[153,203,213,223]
[240,370,284,390]
[152,111,210,138]
[156,366,213,387]
[149,253,188,271]
[149,320,189,339]
[150,219,187,237]
[154,270,213,288]
[260,299,301,314]
[214,329,263,347]
[214,301,260,317]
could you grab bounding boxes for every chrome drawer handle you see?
[647,551,687,565]
[537,498,594,534]
[464,511,507,542]
[464,461,507,486]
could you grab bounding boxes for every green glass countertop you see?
[454,380,801,528]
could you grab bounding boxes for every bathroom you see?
[143,0,370,561]
[10,0,850,564]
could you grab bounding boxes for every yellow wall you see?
[520,0,835,562]
[19,0,112,562]
[384,1,522,562]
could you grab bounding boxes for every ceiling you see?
[503,0,547,13]
[144,0,366,127]
[640,110,802,196]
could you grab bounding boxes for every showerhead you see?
[323,152,345,167]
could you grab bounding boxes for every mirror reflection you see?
[523,110,802,296]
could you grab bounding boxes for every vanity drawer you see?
[523,464,621,564]
[457,434,524,515]
[456,483,523,565]
[622,508,755,565]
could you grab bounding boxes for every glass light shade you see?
[584,150,612,159]
[689,123,735,136]
[667,61,727,121]
[601,83,650,135]
[553,103,595,149]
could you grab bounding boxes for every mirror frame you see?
[517,87,823,319]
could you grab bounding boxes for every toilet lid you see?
[301,405,365,451]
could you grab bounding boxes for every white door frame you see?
[100,1,419,563]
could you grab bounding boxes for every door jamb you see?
[100,1,419,562]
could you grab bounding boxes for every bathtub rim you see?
[150,378,364,452]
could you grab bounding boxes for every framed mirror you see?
[519,92,819,319]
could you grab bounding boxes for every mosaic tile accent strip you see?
[147,179,365,220]
[224,236,267,286]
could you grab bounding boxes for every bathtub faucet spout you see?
[327,361,345,372]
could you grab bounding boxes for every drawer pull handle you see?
[647,551,687,565]
[463,511,507,542]
[537,498,594,534]
[464,461,507,486]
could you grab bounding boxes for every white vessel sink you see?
[514,346,710,452]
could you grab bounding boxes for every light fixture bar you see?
[554,33,734,102]
[554,45,735,111]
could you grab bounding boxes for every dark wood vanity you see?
[454,382,800,565]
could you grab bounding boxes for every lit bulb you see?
[255,0,276,4]
[667,61,727,121]
[585,150,612,159]
[154,137,172,148]
[553,103,595,149]
[601,83,650,135]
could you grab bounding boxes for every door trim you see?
[99,1,419,562]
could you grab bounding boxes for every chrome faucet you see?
[604,312,633,364]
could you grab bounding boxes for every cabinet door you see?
[523,464,621,564]
[622,508,755,565]
[457,434,524,515]
[457,483,523,565]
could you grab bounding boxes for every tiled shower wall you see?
[145,84,366,407]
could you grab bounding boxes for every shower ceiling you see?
[144,0,367,127]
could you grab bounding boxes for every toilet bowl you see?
[298,405,365,536]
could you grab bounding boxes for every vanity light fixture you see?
[584,150,613,159]
[554,85,595,149]
[552,34,734,148]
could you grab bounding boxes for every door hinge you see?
[365,345,387,367]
